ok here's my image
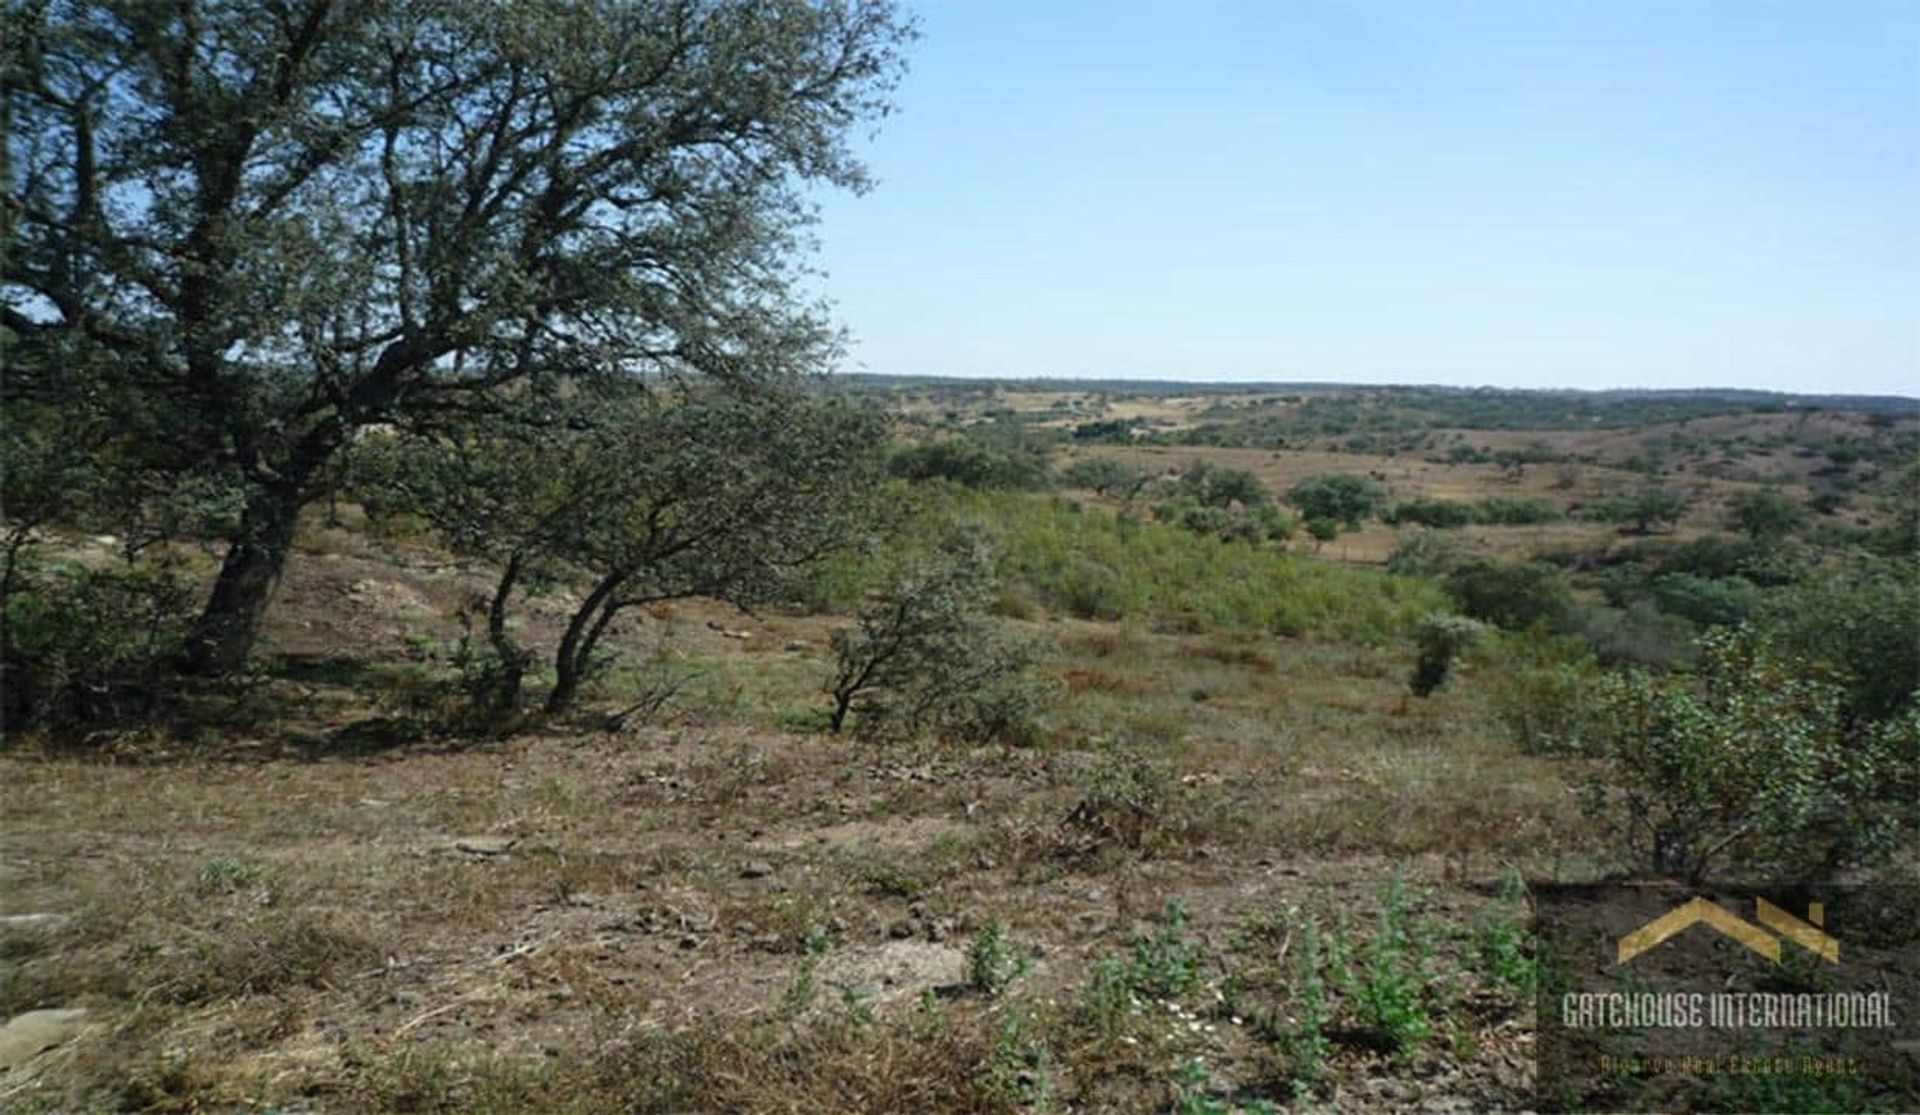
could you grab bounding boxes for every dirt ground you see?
[1,533,1571,1112]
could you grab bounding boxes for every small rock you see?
[454,836,516,857]
[740,860,775,879]
[887,919,916,940]
[0,1008,90,1071]
[0,913,70,933]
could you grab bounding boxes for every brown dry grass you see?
[0,538,1589,1111]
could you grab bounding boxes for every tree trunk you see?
[181,484,304,676]
[547,569,626,714]
[476,551,529,715]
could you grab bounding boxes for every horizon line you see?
[831,371,1920,407]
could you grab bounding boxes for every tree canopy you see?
[4,0,913,673]
[358,383,887,712]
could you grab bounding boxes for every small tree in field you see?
[1174,461,1270,510]
[825,538,1044,742]
[1287,474,1385,529]
[1726,488,1804,541]
[1589,486,1687,534]
[1063,457,1147,499]
[361,385,885,715]
[1409,613,1484,697]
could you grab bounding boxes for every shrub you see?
[2,557,199,734]
[1385,530,1473,578]
[888,438,1051,491]
[1063,456,1146,498]
[1064,740,1179,853]
[1409,614,1484,697]
[1443,561,1571,631]
[1388,498,1473,529]
[1757,557,1920,723]
[1727,488,1805,540]
[1472,496,1564,525]
[1581,628,1906,883]
[1584,486,1686,533]
[1286,474,1386,528]
[1649,573,1761,628]
[1562,601,1697,669]
[1484,635,1602,755]
[1641,534,1764,580]
[969,489,1440,642]
[1469,872,1537,1001]
[1158,500,1294,546]
[1170,460,1271,509]
[1127,901,1205,999]
[964,921,1032,997]
[1332,875,1441,1054]
[824,537,1047,745]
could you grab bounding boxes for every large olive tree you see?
[4,0,911,674]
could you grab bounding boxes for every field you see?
[4,380,1917,1113]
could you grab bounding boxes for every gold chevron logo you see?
[1617,897,1839,965]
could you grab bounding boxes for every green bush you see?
[1286,473,1387,528]
[1385,530,1473,578]
[2,557,198,734]
[1409,614,1484,697]
[1386,496,1562,528]
[1649,573,1761,628]
[1757,557,1920,723]
[1064,739,1180,853]
[1484,634,1602,755]
[1581,628,1907,883]
[824,537,1048,745]
[1469,871,1537,1001]
[1168,460,1271,509]
[964,921,1032,997]
[1583,486,1686,533]
[1389,498,1474,529]
[1562,601,1697,669]
[1641,534,1772,581]
[1332,875,1442,1054]
[1156,499,1294,546]
[963,490,1439,642]
[1471,496,1565,525]
[1063,456,1146,498]
[1727,488,1805,540]
[1443,561,1571,631]
[888,438,1051,491]
[1127,901,1205,999]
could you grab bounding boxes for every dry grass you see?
[0,573,1590,1111]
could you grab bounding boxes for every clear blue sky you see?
[811,1,1917,395]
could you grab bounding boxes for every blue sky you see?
[811,1,1917,395]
